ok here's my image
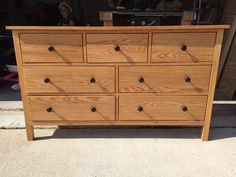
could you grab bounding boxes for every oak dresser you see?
[7,25,229,141]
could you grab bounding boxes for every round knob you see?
[185,77,191,83]
[90,77,96,83]
[181,45,187,51]
[91,107,97,112]
[139,77,145,83]
[48,46,55,52]
[114,45,121,52]
[44,78,50,83]
[47,107,53,113]
[182,106,188,112]
[138,106,144,112]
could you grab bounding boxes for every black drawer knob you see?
[47,107,53,113]
[181,45,187,51]
[90,77,96,83]
[182,106,188,112]
[185,77,191,83]
[114,45,121,52]
[139,77,145,83]
[91,107,97,112]
[138,106,144,112]
[44,78,50,83]
[48,46,55,52]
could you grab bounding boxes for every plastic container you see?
[6,65,18,73]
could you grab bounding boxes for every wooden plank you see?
[181,11,194,25]
[82,33,87,63]
[213,101,236,104]
[12,31,35,141]
[100,11,113,21]
[99,11,113,26]
[6,25,230,31]
[32,120,204,126]
[201,29,225,141]
[147,32,152,63]
[21,62,213,66]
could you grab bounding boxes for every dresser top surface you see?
[6,25,229,32]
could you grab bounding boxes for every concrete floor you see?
[0,84,236,177]
[0,103,236,177]
[0,128,236,177]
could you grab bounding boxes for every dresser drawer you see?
[23,66,115,94]
[86,33,148,63]
[28,96,115,121]
[151,33,216,63]
[20,33,83,63]
[119,65,211,94]
[119,96,207,121]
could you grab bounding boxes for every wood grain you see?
[28,96,115,121]
[119,96,207,121]
[87,34,148,63]
[99,11,113,26]
[23,66,115,94]
[119,65,212,94]
[201,30,225,141]
[20,33,83,63]
[6,25,230,31]
[12,31,35,141]
[151,33,216,63]
[32,120,204,126]
[7,26,228,141]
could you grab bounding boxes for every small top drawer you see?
[151,33,216,63]
[86,33,148,63]
[20,33,83,63]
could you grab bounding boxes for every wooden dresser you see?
[7,25,229,141]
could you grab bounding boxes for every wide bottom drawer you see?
[119,96,207,121]
[28,96,115,121]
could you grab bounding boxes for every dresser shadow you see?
[36,127,202,140]
[185,51,199,62]
[54,50,72,65]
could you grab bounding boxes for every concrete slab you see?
[0,128,236,177]
[0,111,25,128]
[0,101,23,111]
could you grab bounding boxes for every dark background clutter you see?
[0,0,225,26]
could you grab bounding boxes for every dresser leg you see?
[26,125,35,141]
[201,125,210,141]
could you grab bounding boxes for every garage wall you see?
[218,0,236,99]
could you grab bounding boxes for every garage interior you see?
[0,0,235,102]
[0,1,236,175]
